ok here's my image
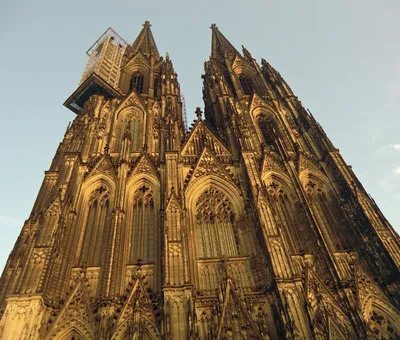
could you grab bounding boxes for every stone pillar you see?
[0,295,46,340]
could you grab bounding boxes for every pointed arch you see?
[262,171,312,253]
[299,170,349,251]
[249,106,293,153]
[81,173,117,197]
[75,175,116,268]
[231,58,266,97]
[125,173,160,197]
[239,74,254,95]
[186,176,245,261]
[47,322,94,340]
[251,110,280,152]
[231,55,256,75]
[111,317,160,340]
[195,187,239,258]
[113,106,144,152]
[362,295,400,339]
[120,53,150,94]
[186,175,244,217]
[125,53,151,74]
[80,187,110,266]
[125,175,160,265]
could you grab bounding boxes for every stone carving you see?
[0,22,399,340]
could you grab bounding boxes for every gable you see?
[181,120,230,158]
[165,191,181,213]
[113,277,160,339]
[116,90,146,118]
[130,154,159,179]
[216,278,262,339]
[184,147,238,192]
[86,155,117,180]
[45,281,94,340]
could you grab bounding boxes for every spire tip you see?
[210,23,218,30]
[195,107,203,120]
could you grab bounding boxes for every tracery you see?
[130,185,156,264]
[196,187,239,258]
[115,109,143,152]
[304,178,348,251]
[239,75,254,95]
[265,179,308,253]
[129,72,144,93]
[257,114,278,151]
[80,185,110,266]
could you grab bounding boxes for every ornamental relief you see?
[261,153,286,174]
[31,248,48,264]
[168,243,182,257]
[119,108,141,121]
[299,153,321,173]
[130,155,159,178]
[86,156,118,179]
[116,91,146,117]
[185,149,237,192]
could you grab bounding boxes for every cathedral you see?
[0,21,399,339]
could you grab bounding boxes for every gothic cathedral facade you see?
[0,22,399,339]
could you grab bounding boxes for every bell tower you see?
[201,24,400,339]
[0,22,399,339]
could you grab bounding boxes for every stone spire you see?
[210,23,241,59]
[131,20,160,58]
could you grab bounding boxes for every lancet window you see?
[304,178,348,251]
[266,180,306,253]
[37,205,59,245]
[116,109,143,152]
[367,308,400,339]
[153,76,160,97]
[257,115,277,151]
[239,75,254,95]
[80,186,110,266]
[129,72,144,93]
[223,70,234,92]
[196,187,239,258]
[130,185,156,264]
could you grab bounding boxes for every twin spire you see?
[131,21,242,60]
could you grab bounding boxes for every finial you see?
[134,258,144,278]
[195,107,203,120]
[124,121,131,140]
[242,45,253,59]
[80,262,88,281]
[166,52,170,61]
[143,20,151,28]
[136,258,143,269]
[221,255,230,279]
[104,144,110,154]
[210,23,218,30]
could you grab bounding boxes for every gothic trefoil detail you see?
[0,22,399,339]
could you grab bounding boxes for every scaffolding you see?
[65,28,128,114]
[79,27,129,88]
[181,95,188,133]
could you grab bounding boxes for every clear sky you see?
[0,0,399,272]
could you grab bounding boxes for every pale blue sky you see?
[0,1,399,271]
